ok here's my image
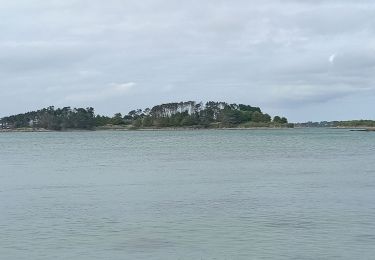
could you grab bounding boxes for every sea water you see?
[1,129,374,259]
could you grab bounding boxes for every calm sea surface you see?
[0,129,374,259]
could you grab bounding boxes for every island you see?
[0,101,292,131]
[295,120,375,131]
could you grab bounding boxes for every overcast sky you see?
[1,0,374,121]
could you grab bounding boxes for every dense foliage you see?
[1,101,291,130]
[0,106,95,130]
[96,101,290,129]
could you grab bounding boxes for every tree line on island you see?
[0,101,291,131]
[295,120,375,128]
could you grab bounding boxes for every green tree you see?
[111,113,124,125]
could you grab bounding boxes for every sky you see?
[0,0,375,122]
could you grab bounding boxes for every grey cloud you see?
[0,41,97,74]
[64,82,136,102]
[269,85,363,106]
[0,0,375,121]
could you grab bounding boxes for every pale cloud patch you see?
[77,69,102,78]
[329,53,336,64]
[65,82,135,102]
[160,84,174,92]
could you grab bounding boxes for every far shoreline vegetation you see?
[0,101,292,131]
[1,101,374,132]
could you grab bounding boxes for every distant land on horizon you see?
[1,101,374,131]
[0,101,292,131]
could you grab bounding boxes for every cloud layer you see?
[1,0,375,121]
